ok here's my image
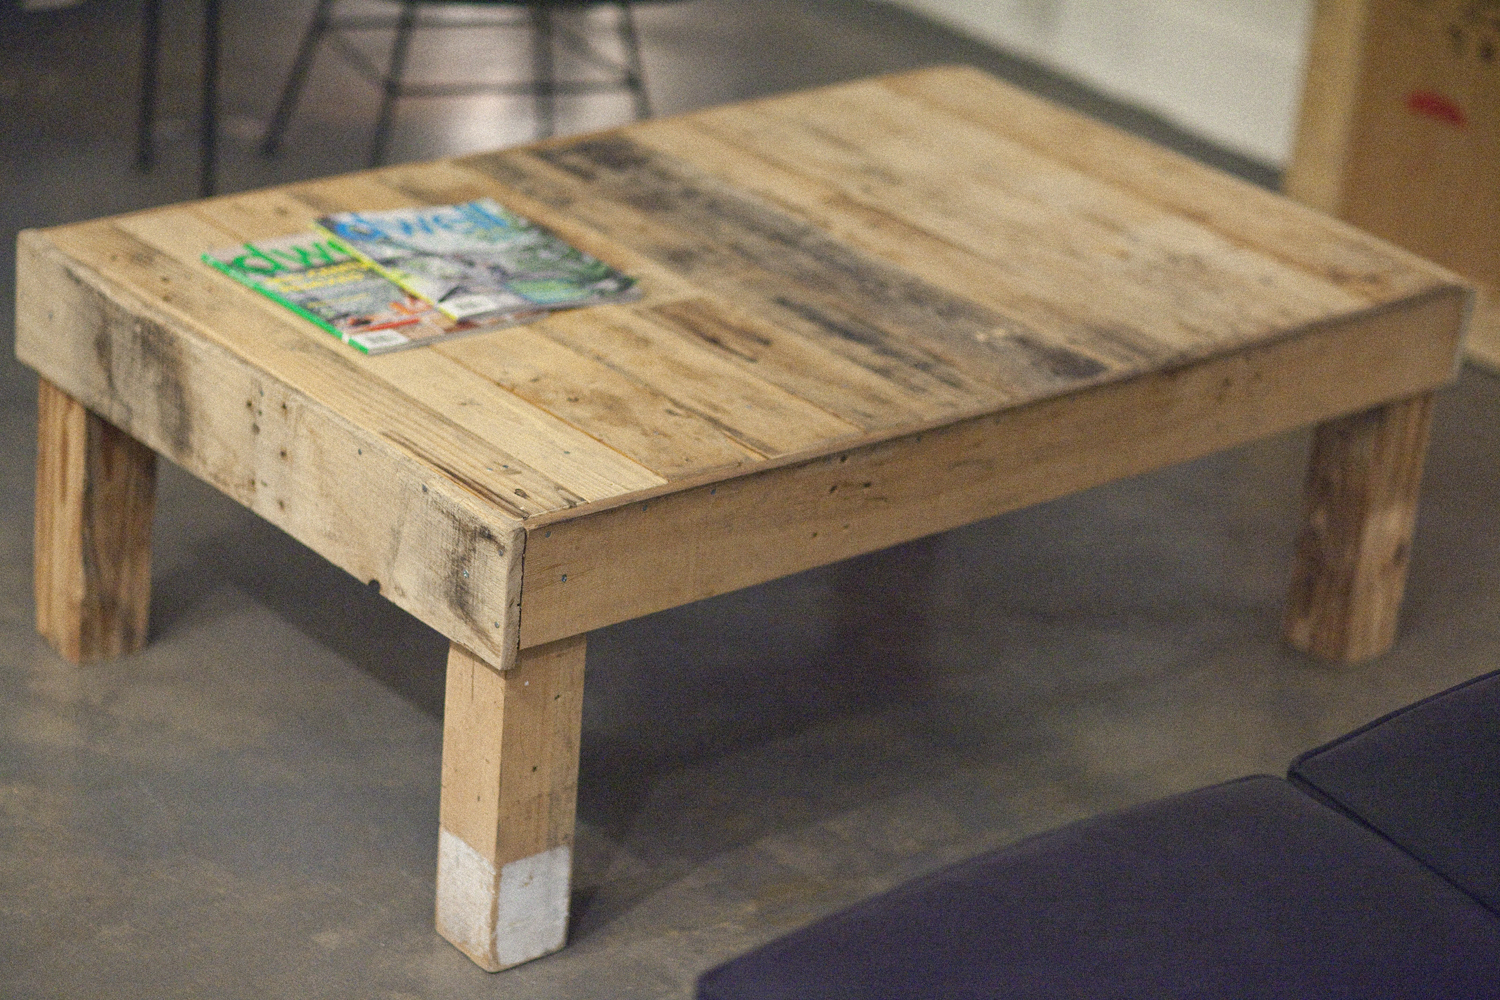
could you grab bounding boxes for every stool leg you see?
[34,379,157,664]
[1284,392,1435,662]
[530,4,556,139]
[135,0,160,171]
[616,1,650,120]
[261,0,335,156]
[436,636,585,971]
[199,0,220,198]
[370,0,418,167]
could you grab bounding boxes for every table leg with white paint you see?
[436,637,587,971]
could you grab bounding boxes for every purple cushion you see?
[697,777,1500,1000]
[1290,669,1500,914]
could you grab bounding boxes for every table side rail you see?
[516,287,1468,648]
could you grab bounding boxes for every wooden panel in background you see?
[1286,0,1500,367]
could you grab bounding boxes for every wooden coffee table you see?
[16,67,1469,971]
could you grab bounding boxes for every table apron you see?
[515,289,1466,648]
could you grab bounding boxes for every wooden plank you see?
[437,325,760,477]
[1283,0,1500,370]
[34,378,157,663]
[437,637,585,971]
[639,295,951,431]
[664,91,1372,356]
[17,229,526,671]
[46,213,580,518]
[189,182,673,498]
[885,66,1452,305]
[630,118,1180,369]
[534,306,862,457]
[517,135,1120,399]
[1283,0,1373,214]
[418,159,983,431]
[209,169,766,482]
[462,144,1014,407]
[1285,392,1434,661]
[515,289,1466,649]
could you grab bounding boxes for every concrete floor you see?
[3,1,1498,997]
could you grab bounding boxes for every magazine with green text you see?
[203,231,540,354]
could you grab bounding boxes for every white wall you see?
[892,0,1313,167]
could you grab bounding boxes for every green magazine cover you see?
[203,231,539,354]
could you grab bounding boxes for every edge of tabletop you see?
[517,282,1473,533]
[15,224,534,672]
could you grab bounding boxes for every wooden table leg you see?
[436,636,586,971]
[1284,392,1435,662]
[34,378,157,664]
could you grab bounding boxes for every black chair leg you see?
[531,3,555,139]
[136,0,160,171]
[262,0,335,156]
[616,0,649,121]
[370,0,418,166]
[200,0,220,197]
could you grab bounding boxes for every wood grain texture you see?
[17,230,526,670]
[516,290,1466,649]
[1285,393,1435,661]
[439,637,585,868]
[886,67,1446,305]
[34,378,157,663]
[1285,0,1500,365]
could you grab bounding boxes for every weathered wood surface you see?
[517,290,1465,647]
[16,65,1469,673]
[1286,0,1500,368]
[34,378,157,663]
[437,638,585,970]
[1285,392,1435,661]
[17,229,527,669]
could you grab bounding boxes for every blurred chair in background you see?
[261,0,664,167]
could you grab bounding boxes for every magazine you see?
[315,197,640,322]
[203,232,541,354]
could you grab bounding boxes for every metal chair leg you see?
[261,0,336,156]
[531,3,556,139]
[135,0,160,171]
[616,0,650,120]
[370,0,418,166]
[200,0,220,197]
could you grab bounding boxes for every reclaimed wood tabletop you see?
[17,66,1470,970]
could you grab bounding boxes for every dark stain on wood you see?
[132,317,192,458]
[435,509,508,651]
[771,296,969,391]
[81,261,194,459]
[79,411,157,657]
[381,430,540,519]
[1003,333,1109,381]
[500,136,1118,399]
[649,298,773,363]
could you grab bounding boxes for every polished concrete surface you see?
[2,2,1497,997]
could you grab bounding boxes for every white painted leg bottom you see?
[436,829,572,971]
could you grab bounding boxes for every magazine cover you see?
[203,232,538,354]
[315,198,640,322]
